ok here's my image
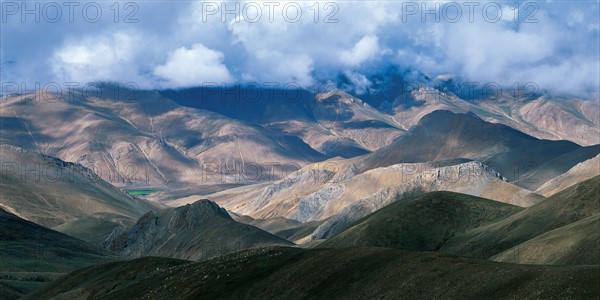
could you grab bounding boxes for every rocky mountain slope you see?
[0,88,326,188]
[536,154,600,196]
[356,110,599,190]
[170,159,543,241]
[379,74,600,146]
[0,144,161,229]
[162,88,406,157]
[101,200,292,260]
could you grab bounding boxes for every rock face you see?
[306,161,543,240]
[101,200,292,260]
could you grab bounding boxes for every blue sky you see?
[1,1,599,97]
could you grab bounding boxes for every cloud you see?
[341,71,372,95]
[50,31,151,86]
[340,35,381,67]
[153,44,233,88]
[1,1,598,97]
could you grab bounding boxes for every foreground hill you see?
[319,192,522,250]
[26,247,600,300]
[492,214,600,265]
[0,208,112,298]
[101,200,292,260]
[441,176,600,259]
[0,145,161,231]
[0,208,110,271]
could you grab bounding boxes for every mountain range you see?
[1,75,599,299]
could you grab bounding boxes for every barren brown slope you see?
[357,110,598,190]
[0,144,161,229]
[441,176,600,259]
[386,75,600,146]
[161,88,406,158]
[0,88,326,188]
[536,154,600,196]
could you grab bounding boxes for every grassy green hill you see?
[319,192,522,250]
[491,214,600,265]
[441,175,600,259]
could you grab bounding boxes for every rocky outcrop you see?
[307,161,543,240]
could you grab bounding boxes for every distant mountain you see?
[101,199,292,260]
[356,110,599,190]
[362,72,600,146]
[0,88,326,188]
[319,192,522,250]
[162,88,406,157]
[166,110,600,242]
[27,247,600,300]
[2,84,596,192]
[0,145,160,230]
[441,176,600,259]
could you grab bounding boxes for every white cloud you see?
[340,35,381,67]
[153,44,233,88]
[3,1,598,97]
[50,31,151,86]
[342,71,372,95]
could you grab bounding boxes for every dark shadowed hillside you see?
[101,200,293,260]
[26,247,600,300]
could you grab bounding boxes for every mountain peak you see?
[168,199,231,230]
